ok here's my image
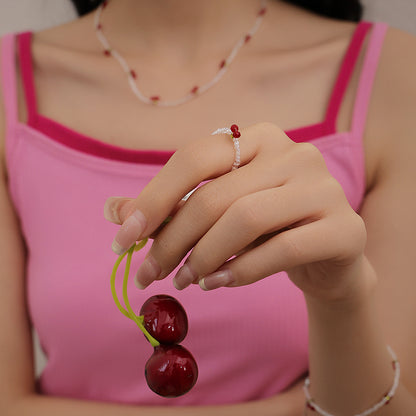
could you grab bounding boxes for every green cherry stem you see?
[110,238,160,348]
[123,246,160,347]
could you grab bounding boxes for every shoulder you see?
[373,25,416,120]
[263,1,358,51]
[364,25,416,188]
[26,13,102,94]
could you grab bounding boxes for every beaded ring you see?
[303,345,400,416]
[181,124,242,202]
[211,124,241,170]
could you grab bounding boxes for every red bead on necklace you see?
[94,0,268,107]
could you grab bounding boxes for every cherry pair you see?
[140,295,198,397]
[110,241,198,398]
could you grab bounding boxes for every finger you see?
[171,183,326,290]
[198,212,365,291]
[104,195,183,254]
[135,143,332,288]
[108,123,291,254]
[134,154,295,289]
[148,199,187,239]
[103,197,135,224]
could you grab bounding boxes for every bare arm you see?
[304,27,416,414]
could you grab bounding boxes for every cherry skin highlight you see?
[140,295,188,345]
[145,345,198,398]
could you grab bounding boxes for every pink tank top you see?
[0,22,387,405]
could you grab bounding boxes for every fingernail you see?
[199,270,234,291]
[134,275,147,290]
[112,210,146,255]
[104,197,124,223]
[173,263,198,290]
[111,240,126,256]
[135,256,161,289]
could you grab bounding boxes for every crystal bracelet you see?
[303,345,400,416]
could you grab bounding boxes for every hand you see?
[104,122,371,302]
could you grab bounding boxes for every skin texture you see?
[1,0,416,415]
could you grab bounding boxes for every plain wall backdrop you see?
[0,0,415,36]
[0,0,415,377]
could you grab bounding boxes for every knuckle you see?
[151,237,181,270]
[230,195,263,233]
[305,176,346,212]
[190,247,213,275]
[171,141,208,174]
[279,232,304,263]
[345,212,367,254]
[323,176,346,200]
[192,184,223,218]
[331,211,367,260]
[255,121,283,135]
[295,142,325,165]
[253,122,289,144]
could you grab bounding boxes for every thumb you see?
[104,196,148,255]
[103,197,135,225]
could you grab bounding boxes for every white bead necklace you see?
[94,0,268,107]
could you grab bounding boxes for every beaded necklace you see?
[94,0,268,107]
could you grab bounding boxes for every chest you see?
[26,42,354,150]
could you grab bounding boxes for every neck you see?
[100,0,267,61]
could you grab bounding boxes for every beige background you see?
[0,0,414,377]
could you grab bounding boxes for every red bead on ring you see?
[230,124,241,138]
[211,125,241,171]
[230,125,241,170]
[230,124,239,134]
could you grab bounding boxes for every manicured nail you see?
[173,263,198,290]
[134,275,147,290]
[135,256,161,289]
[199,270,234,291]
[104,197,125,223]
[111,209,146,255]
[111,240,125,256]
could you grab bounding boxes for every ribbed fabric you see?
[0,22,388,406]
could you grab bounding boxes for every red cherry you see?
[145,345,198,397]
[233,131,241,138]
[140,295,188,344]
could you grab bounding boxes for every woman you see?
[0,0,415,414]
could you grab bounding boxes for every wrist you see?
[303,255,377,312]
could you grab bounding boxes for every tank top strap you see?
[0,33,18,139]
[16,32,38,126]
[351,22,389,138]
[325,21,372,133]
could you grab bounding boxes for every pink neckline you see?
[17,22,372,165]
